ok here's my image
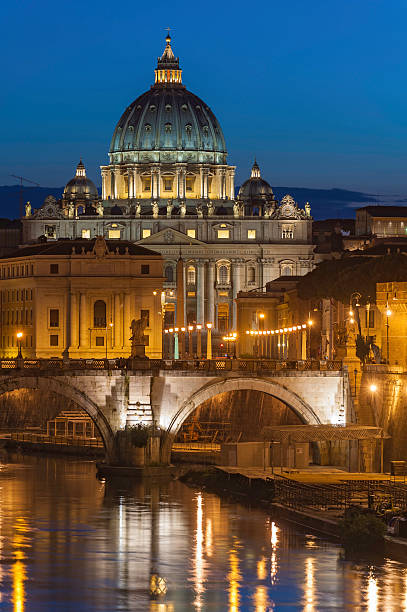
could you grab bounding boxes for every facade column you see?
[79,293,87,349]
[70,292,79,349]
[110,171,115,200]
[114,294,121,348]
[134,166,142,199]
[196,261,205,325]
[124,293,131,351]
[128,169,134,199]
[220,168,227,200]
[232,260,242,330]
[101,170,109,199]
[228,167,236,201]
[207,260,215,325]
[113,168,120,199]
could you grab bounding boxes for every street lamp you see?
[196,324,202,359]
[188,325,193,358]
[105,322,113,359]
[206,323,212,360]
[307,319,313,359]
[16,331,23,358]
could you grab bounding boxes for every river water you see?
[1,454,407,611]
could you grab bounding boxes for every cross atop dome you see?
[155,31,183,85]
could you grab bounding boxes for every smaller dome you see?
[63,160,98,201]
[238,160,274,202]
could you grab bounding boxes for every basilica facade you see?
[22,34,316,333]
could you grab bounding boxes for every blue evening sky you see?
[1,0,406,195]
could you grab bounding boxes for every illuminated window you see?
[217,230,230,239]
[142,229,151,239]
[247,229,256,239]
[95,336,105,346]
[187,266,196,285]
[163,178,173,191]
[142,178,151,191]
[218,265,229,284]
[49,309,59,328]
[108,229,121,239]
[187,229,196,239]
[50,334,59,347]
[82,229,91,239]
[282,225,294,239]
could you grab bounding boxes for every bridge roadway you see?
[0,358,352,462]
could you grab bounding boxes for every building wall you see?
[0,250,164,359]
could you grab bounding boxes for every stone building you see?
[21,34,316,334]
[356,206,407,238]
[0,237,163,359]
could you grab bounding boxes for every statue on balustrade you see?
[130,312,149,359]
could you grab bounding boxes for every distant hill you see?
[0,184,401,221]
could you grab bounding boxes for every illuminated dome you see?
[63,160,98,201]
[109,34,227,165]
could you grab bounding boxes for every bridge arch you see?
[163,376,322,459]
[0,376,115,459]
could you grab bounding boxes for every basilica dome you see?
[109,34,227,165]
[238,161,274,201]
[63,160,98,201]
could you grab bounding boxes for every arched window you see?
[187,266,196,285]
[218,265,229,284]
[248,266,256,284]
[165,265,174,282]
[281,265,293,277]
[94,300,106,328]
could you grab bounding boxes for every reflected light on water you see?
[404,571,407,611]
[12,518,29,612]
[205,519,212,557]
[367,571,378,612]
[304,557,315,612]
[228,544,241,612]
[257,557,267,581]
[193,493,205,609]
[254,585,269,611]
[270,521,279,584]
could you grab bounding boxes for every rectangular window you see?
[49,309,59,328]
[141,265,150,275]
[82,229,91,239]
[140,309,150,326]
[247,229,256,239]
[108,229,121,239]
[217,230,230,239]
[187,229,196,239]
[45,225,56,239]
[282,226,294,239]
[142,229,151,239]
[50,335,59,347]
[142,178,151,191]
[95,336,105,346]
[50,264,59,274]
[186,177,195,192]
[164,179,173,191]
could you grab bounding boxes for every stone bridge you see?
[0,358,352,462]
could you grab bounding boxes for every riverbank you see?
[3,436,104,458]
[179,467,407,559]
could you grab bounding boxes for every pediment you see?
[136,228,205,246]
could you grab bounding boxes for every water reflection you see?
[0,454,406,610]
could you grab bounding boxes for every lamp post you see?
[232,332,237,359]
[16,331,23,358]
[188,325,193,358]
[164,329,169,359]
[196,324,202,359]
[307,319,313,359]
[206,323,212,360]
[105,321,113,359]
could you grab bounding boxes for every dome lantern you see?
[154,31,182,85]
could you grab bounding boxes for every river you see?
[1,453,407,611]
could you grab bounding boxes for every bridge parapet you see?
[0,357,343,373]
